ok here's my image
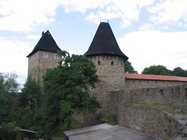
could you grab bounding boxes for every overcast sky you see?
[0,0,187,84]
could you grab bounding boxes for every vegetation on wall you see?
[127,102,183,114]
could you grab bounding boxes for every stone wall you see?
[108,84,187,139]
[89,81,113,113]
[125,79,186,90]
[28,51,61,82]
[118,107,180,139]
[129,84,187,112]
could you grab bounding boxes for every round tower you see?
[27,30,62,83]
[85,22,128,91]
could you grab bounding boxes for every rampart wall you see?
[118,107,180,139]
[129,84,187,111]
[108,84,187,139]
[125,79,186,90]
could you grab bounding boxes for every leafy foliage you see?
[0,122,20,140]
[0,73,19,123]
[125,60,137,73]
[0,72,19,94]
[0,92,13,123]
[142,65,187,77]
[13,106,52,138]
[0,73,20,139]
[172,67,187,77]
[142,65,171,75]
[43,51,100,130]
[19,77,41,108]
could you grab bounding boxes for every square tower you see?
[27,31,62,83]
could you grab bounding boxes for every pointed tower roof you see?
[85,22,128,60]
[27,30,61,57]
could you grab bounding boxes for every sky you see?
[0,0,187,85]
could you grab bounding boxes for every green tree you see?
[43,51,100,130]
[0,72,19,139]
[0,72,19,123]
[0,72,19,94]
[142,65,171,75]
[14,77,51,138]
[125,60,137,73]
[0,122,20,140]
[172,67,187,77]
[19,77,41,108]
[0,92,13,123]
[13,107,51,138]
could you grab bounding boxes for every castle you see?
[27,22,187,139]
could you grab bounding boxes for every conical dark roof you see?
[85,22,128,60]
[27,30,61,57]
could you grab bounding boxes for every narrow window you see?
[98,61,100,65]
[111,61,114,65]
[160,89,164,96]
[171,88,174,97]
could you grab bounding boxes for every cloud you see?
[148,0,187,26]
[60,0,187,29]
[0,37,32,84]
[118,30,187,73]
[60,0,107,13]
[1,0,187,31]
[60,0,156,27]
[0,0,60,32]
[27,35,41,40]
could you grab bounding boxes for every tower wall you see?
[28,51,61,82]
[89,55,125,113]
[89,55,125,91]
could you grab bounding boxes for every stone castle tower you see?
[85,22,128,91]
[27,30,62,82]
[85,22,128,112]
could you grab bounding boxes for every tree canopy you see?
[142,65,172,75]
[172,67,187,77]
[125,60,137,73]
[19,77,41,108]
[43,51,100,130]
[0,73,20,140]
[142,65,187,77]
[0,51,101,139]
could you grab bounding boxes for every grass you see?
[127,102,184,114]
[97,113,117,125]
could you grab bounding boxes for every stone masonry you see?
[28,51,61,82]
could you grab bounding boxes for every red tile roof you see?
[125,73,187,82]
